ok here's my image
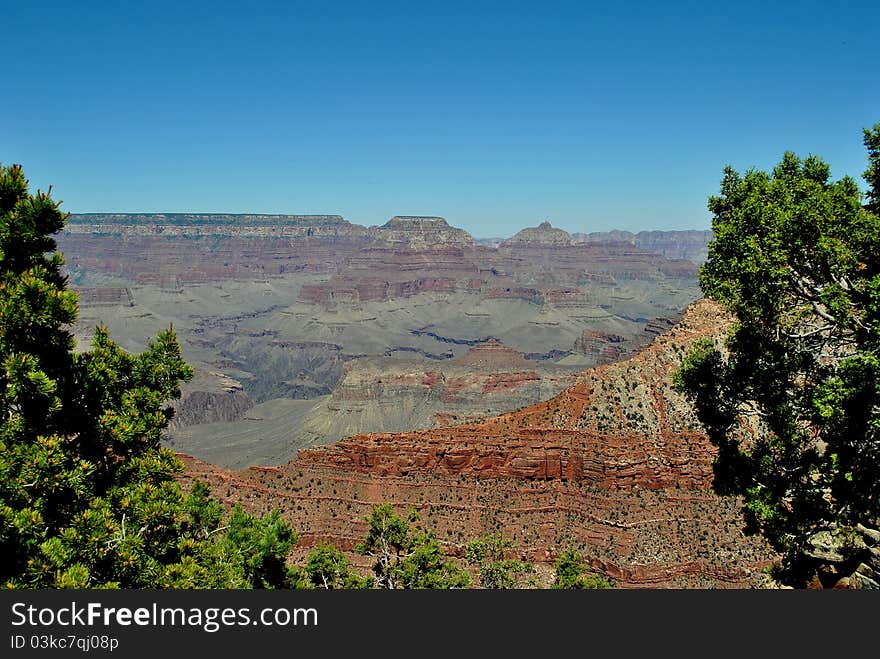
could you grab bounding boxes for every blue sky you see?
[3,0,878,236]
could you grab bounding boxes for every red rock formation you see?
[451,340,530,369]
[573,330,630,362]
[321,342,578,430]
[180,299,776,587]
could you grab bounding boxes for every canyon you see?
[180,299,776,587]
[60,214,707,468]
[61,213,777,587]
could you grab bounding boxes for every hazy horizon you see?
[64,210,714,237]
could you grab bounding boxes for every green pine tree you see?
[357,503,470,589]
[675,125,880,586]
[465,534,534,589]
[0,163,298,588]
[551,548,611,589]
[296,543,369,589]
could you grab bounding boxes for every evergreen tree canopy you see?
[465,534,534,589]
[296,543,369,589]
[0,164,298,588]
[551,548,610,589]
[676,126,880,586]
[357,503,470,589]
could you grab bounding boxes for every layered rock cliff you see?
[180,299,776,587]
[65,213,369,237]
[167,370,255,430]
[288,340,582,446]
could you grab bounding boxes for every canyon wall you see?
[180,299,776,587]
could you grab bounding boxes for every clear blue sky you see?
[3,0,878,236]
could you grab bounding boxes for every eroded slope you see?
[180,299,776,587]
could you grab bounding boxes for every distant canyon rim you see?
[60,213,709,469]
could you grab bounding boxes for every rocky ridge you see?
[64,213,367,237]
[574,229,713,264]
